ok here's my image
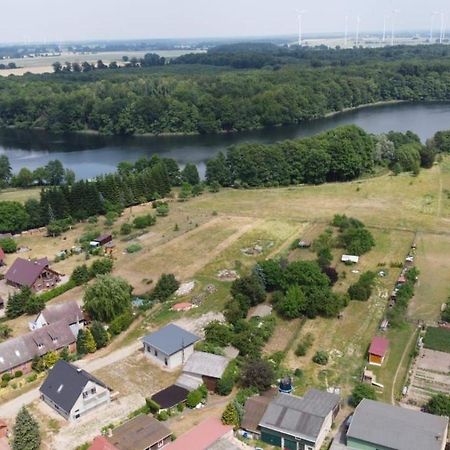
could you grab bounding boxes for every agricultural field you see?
[423,327,450,353]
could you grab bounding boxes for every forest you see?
[1,45,450,135]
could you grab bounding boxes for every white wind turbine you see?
[355,15,361,47]
[391,9,399,46]
[382,13,389,43]
[297,10,307,46]
[439,12,447,43]
[430,11,439,42]
[344,15,349,48]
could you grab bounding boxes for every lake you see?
[1,102,450,179]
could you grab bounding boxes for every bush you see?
[350,383,376,407]
[109,310,134,335]
[38,279,77,303]
[221,402,239,427]
[217,360,238,396]
[425,393,450,416]
[126,243,142,253]
[90,258,113,277]
[133,214,156,229]
[14,370,23,378]
[26,373,37,383]
[157,411,169,421]
[145,398,160,414]
[0,237,17,253]
[151,273,179,302]
[176,402,184,412]
[156,204,169,216]
[120,223,133,235]
[312,351,329,365]
[186,389,203,408]
[295,333,314,357]
[241,359,274,393]
[1,373,11,382]
[71,264,91,285]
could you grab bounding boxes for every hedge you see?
[38,279,77,303]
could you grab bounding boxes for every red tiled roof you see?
[172,302,193,312]
[165,417,232,450]
[88,436,118,450]
[369,336,389,357]
[5,257,49,287]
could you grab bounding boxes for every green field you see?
[423,327,450,353]
[0,187,40,203]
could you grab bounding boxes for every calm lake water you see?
[1,102,450,179]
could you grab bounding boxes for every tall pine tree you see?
[12,407,40,450]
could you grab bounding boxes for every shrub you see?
[0,380,8,388]
[176,402,184,412]
[1,373,11,382]
[120,223,133,235]
[71,264,90,285]
[350,383,376,407]
[90,258,113,277]
[312,351,329,365]
[126,243,142,253]
[38,279,77,303]
[109,310,134,335]
[151,273,179,302]
[425,393,450,417]
[0,237,17,253]
[186,389,203,408]
[26,373,37,383]
[14,370,23,378]
[217,360,238,396]
[221,402,239,426]
[348,271,376,301]
[240,359,274,393]
[133,214,156,229]
[156,204,169,216]
[157,411,169,421]
[145,398,160,414]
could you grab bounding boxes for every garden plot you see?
[405,348,450,405]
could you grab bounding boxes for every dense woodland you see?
[1,45,450,135]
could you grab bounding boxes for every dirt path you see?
[0,339,142,419]
[390,327,417,405]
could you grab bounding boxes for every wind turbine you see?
[355,15,361,47]
[344,15,349,48]
[297,10,307,46]
[439,12,446,43]
[391,9,399,46]
[430,11,439,42]
[382,14,389,43]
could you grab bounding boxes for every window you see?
[154,349,158,356]
[83,391,89,398]
[157,440,164,448]
[91,387,96,395]
[164,357,168,366]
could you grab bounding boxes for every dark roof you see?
[143,324,200,356]
[94,234,112,244]
[242,396,272,433]
[260,390,340,442]
[39,360,108,414]
[151,384,189,409]
[108,415,171,450]
[5,257,50,287]
[0,320,76,373]
[39,301,83,325]
[347,399,448,450]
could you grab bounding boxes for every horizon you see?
[2,0,449,45]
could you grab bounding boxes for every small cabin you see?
[341,254,359,264]
[91,234,112,247]
[368,336,389,366]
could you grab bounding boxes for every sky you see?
[2,0,450,44]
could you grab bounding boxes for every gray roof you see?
[259,390,340,442]
[39,360,108,414]
[347,399,449,450]
[39,301,83,325]
[142,324,200,356]
[0,320,76,373]
[183,351,230,379]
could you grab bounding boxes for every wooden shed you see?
[368,336,389,366]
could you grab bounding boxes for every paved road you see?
[0,339,142,418]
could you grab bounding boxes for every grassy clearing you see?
[0,187,40,203]
[423,327,450,353]
[408,232,450,323]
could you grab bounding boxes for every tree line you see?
[2,50,450,135]
[205,126,438,187]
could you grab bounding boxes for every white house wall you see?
[69,380,110,421]
[144,343,195,369]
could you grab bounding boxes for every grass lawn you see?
[423,327,450,353]
[0,187,40,203]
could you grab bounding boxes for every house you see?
[5,257,61,292]
[29,300,85,334]
[104,415,172,450]
[143,324,200,369]
[171,302,195,312]
[368,336,389,366]
[90,234,112,247]
[0,247,5,266]
[88,436,117,450]
[165,417,233,450]
[259,389,340,450]
[176,351,230,392]
[0,320,77,376]
[241,389,278,439]
[40,360,111,421]
[346,399,448,450]
[151,385,189,410]
[341,255,359,264]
